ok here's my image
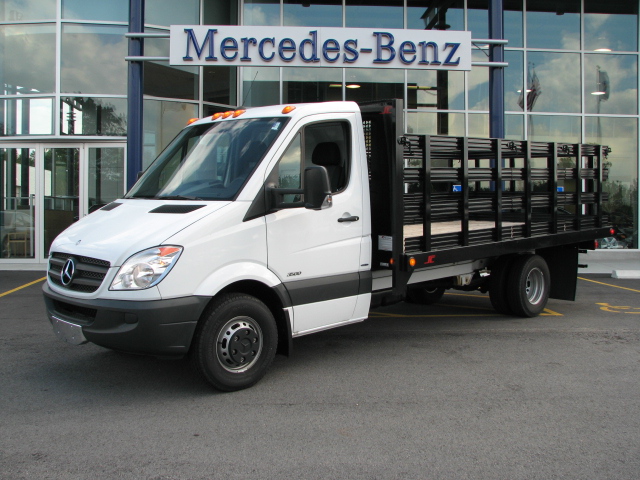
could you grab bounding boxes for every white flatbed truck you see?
[43,99,612,391]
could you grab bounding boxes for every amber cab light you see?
[186,118,199,125]
[222,111,233,118]
[212,112,223,120]
[282,105,296,114]
[232,109,246,118]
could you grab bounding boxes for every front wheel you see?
[191,293,278,392]
[406,285,446,305]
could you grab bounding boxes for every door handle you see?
[338,216,359,223]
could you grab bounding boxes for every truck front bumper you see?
[43,283,210,356]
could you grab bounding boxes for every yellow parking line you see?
[578,277,640,293]
[0,277,47,298]
[369,312,495,318]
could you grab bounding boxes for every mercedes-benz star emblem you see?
[61,258,76,286]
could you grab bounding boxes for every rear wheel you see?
[506,254,550,317]
[191,293,278,392]
[406,285,446,305]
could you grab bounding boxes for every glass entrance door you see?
[1,147,36,259]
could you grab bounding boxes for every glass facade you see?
[0,0,639,265]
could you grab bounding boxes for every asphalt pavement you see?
[1,269,639,479]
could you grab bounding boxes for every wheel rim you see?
[525,267,545,305]
[216,316,263,373]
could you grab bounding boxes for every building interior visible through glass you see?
[0,0,638,263]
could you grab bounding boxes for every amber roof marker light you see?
[282,105,296,114]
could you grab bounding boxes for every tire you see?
[406,285,446,305]
[191,293,278,392]
[489,256,514,315]
[506,254,550,318]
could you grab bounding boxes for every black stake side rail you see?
[389,135,612,294]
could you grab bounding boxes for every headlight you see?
[110,246,183,290]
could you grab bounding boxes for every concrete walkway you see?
[579,249,640,277]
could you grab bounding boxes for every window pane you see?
[526,0,580,50]
[244,0,280,26]
[1,24,56,95]
[585,1,638,52]
[407,70,464,110]
[63,0,128,21]
[283,67,343,103]
[407,111,464,135]
[586,117,638,248]
[242,67,280,107]
[284,0,342,27]
[505,114,524,140]
[584,54,637,115]
[145,0,199,26]
[204,67,238,105]
[505,51,524,112]
[407,0,464,31]
[1,98,53,136]
[468,113,489,137]
[60,97,127,136]
[525,52,580,113]
[88,148,125,212]
[467,0,488,40]
[61,25,128,95]
[469,51,489,111]
[145,62,199,101]
[345,69,403,103]
[204,0,239,25]
[346,0,403,29]
[528,115,580,142]
[504,0,523,48]
[1,148,36,259]
[143,100,198,169]
[1,0,55,21]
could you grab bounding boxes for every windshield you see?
[127,116,288,200]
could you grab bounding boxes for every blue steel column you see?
[488,0,504,139]
[127,0,145,189]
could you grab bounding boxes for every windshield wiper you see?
[155,195,203,201]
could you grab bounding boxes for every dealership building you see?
[0,0,638,267]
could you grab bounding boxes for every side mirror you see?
[303,165,332,210]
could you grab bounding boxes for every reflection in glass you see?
[61,25,128,95]
[142,100,198,169]
[284,0,342,27]
[528,115,580,143]
[60,97,127,136]
[63,0,128,21]
[145,62,199,101]
[345,69,403,104]
[585,1,638,52]
[204,0,238,25]
[525,52,580,113]
[504,0,523,48]
[244,0,280,26]
[407,0,463,31]
[283,67,342,103]
[44,148,79,256]
[242,67,280,107]
[1,148,36,259]
[584,54,637,115]
[469,51,489,111]
[526,0,580,50]
[145,0,199,26]
[1,0,55,21]
[505,51,524,112]
[204,67,238,105]
[505,114,524,140]
[346,0,403,29]
[407,111,464,136]
[586,117,638,248]
[1,25,56,95]
[407,69,464,110]
[1,98,53,136]
[88,148,125,212]
[469,113,489,138]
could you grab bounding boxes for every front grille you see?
[49,252,111,293]
[52,300,97,323]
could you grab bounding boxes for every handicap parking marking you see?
[596,302,640,314]
[0,277,46,298]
